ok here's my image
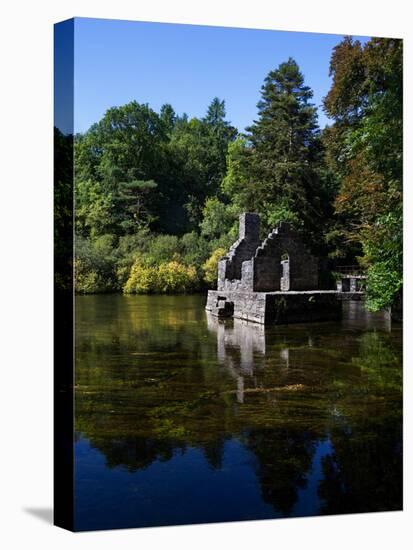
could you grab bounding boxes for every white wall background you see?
[0,1,411,548]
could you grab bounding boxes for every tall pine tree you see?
[244,58,328,238]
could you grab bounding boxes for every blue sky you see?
[73,18,369,134]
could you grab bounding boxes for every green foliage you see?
[167,101,237,229]
[180,232,210,266]
[74,229,212,294]
[146,234,180,265]
[263,199,301,230]
[221,136,252,209]
[75,179,113,237]
[116,179,158,232]
[75,98,237,236]
[363,211,403,311]
[200,197,238,240]
[323,37,403,309]
[245,58,323,227]
[160,103,176,132]
[74,234,118,293]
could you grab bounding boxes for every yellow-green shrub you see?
[202,248,226,286]
[123,260,157,294]
[123,260,198,294]
[156,261,197,293]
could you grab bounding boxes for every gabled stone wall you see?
[253,222,318,291]
[217,214,319,293]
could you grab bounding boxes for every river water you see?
[74,295,402,530]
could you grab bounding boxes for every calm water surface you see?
[74,295,402,531]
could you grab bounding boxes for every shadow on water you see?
[74,296,402,530]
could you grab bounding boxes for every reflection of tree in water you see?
[91,437,181,472]
[353,331,402,393]
[82,425,317,517]
[244,428,318,516]
[85,434,228,473]
[318,417,402,514]
[318,329,403,514]
[201,437,226,470]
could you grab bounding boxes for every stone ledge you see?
[206,290,342,325]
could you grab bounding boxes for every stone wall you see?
[217,213,261,291]
[208,213,340,326]
[206,289,342,325]
[218,215,319,293]
[264,291,342,324]
[206,290,267,324]
[253,222,318,291]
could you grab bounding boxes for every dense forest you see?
[69,37,402,311]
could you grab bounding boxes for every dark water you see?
[74,295,402,531]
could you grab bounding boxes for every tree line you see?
[70,36,402,310]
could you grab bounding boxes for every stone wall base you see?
[206,290,342,325]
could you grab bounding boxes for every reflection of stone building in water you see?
[206,312,312,403]
[206,213,341,325]
[206,294,335,404]
[206,312,266,402]
[206,312,267,368]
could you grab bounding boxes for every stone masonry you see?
[217,213,318,292]
[206,213,342,325]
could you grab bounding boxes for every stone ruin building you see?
[206,212,341,325]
